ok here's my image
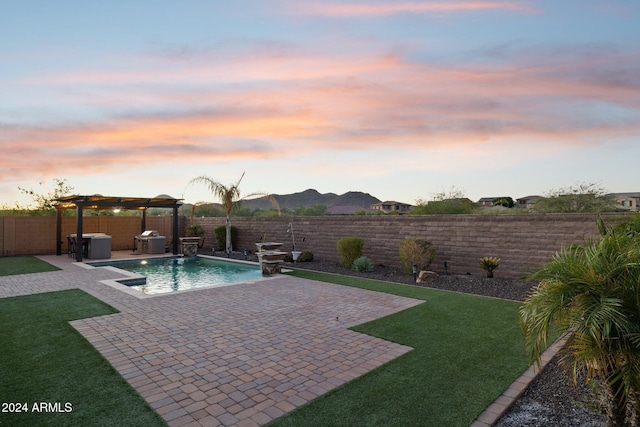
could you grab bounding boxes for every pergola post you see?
[172,205,179,255]
[75,204,84,262]
[56,206,62,256]
[53,195,183,260]
[141,208,147,234]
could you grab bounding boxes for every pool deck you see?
[1,252,565,426]
[0,253,422,426]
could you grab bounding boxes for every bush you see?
[352,256,374,272]
[214,225,238,251]
[336,237,364,268]
[298,251,314,262]
[284,251,313,263]
[399,238,435,274]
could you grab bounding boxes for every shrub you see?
[214,225,238,251]
[352,256,374,272]
[186,224,205,237]
[298,251,314,262]
[284,251,313,263]
[336,237,364,268]
[398,239,435,274]
[479,256,500,278]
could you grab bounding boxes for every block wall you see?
[2,215,186,256]
[2,213,630,278]
[192,213,624,278]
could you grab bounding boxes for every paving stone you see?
[3,254,422,426]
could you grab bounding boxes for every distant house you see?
[370,201,413,214]
[516,195,543,209]
[608,192,640,212]
[477,197,499,208]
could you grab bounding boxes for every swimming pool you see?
[90,256,264,295]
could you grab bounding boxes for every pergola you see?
[54,195,183,262]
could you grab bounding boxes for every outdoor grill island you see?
[135,230,166,254]
[68,233,112,259]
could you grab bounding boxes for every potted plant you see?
[186,224,206,248]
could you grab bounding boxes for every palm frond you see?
[521,215,640,421]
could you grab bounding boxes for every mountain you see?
[241,189,380,211]
[331,191,380,208]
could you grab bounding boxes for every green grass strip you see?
[0,289,167,427]
[0,256,61,277]
[269,269,528,427]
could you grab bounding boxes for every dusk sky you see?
[2,1,639,207]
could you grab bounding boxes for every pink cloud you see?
[290,1,537,17]
[3,42,639,185]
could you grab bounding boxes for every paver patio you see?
[0,255,423,426]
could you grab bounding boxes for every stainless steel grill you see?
[135,230,166,254]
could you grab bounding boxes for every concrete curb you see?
[470,335,568,426]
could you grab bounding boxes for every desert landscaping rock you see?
[416,270,439,283]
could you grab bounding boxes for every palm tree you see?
[189,172,279,253]
[519,215,640,426]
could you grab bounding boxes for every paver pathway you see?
[1,255,422,426]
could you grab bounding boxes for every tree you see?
[192,203,225,217]
[189,173,279,253]
[410,198,477,215]
[294,204,327,216]
[519,215,640,426]
[493,197,514,208]
[533,182,615,213]
[410,186,478,215]
[2,178,75,216]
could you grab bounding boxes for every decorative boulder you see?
[417,270,438,283]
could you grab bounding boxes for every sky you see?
[2,1,639,208]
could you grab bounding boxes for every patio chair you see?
[66,235,76,258]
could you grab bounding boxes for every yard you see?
[269,269,528,426]
[1,257,528,426]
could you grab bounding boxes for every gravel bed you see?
[228,253,607,426]
[287,258,535,301]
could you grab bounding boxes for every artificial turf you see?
[0,262,529,426]
[269,269,529,427]
[0,256,61,277]
[0,289,167,427]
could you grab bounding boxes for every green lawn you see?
[0,289,167,427]
[0,256,61,276]
[269,269,529,427]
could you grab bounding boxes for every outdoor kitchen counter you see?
[69,233,112,259]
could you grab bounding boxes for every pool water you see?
[91,256,263,295]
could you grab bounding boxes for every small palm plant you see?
[520,215,640,426]
[479,256,500,278]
